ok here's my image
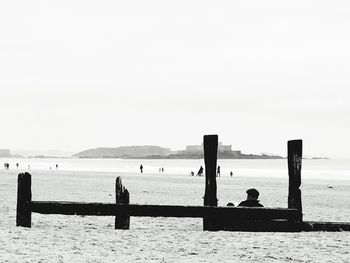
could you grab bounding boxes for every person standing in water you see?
[140,164,143,173]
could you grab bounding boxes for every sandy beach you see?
[1,168,349,262]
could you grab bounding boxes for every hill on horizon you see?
[74,146,171,158]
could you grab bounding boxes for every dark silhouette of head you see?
[246,188,259,200]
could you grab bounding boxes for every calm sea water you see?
[1,157,349,181]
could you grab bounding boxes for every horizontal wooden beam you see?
[215,219,302,232]
[302,221,350,232]
[31,201,301,221]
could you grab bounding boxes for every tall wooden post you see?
[16,172,32,227]
[288,140,303,221]
[115,177,130,229]
[203,135,218,230]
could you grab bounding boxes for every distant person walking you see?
[161,167,164,173]
[4,163,9,170]
[56,164,58,170]
[197,166,203,176]
[217,166,221,177]
[140,164,143,173]
[16,163,19,169]
[230,171,233,177]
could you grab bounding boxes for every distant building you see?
[184,142,234,153]
[185,145,202,152]
[218,142,232,153]
[0,149,10,157]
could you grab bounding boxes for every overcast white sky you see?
[0,1,349,157]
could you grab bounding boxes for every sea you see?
[1,157,350,181]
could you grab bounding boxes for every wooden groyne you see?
[302,221,350,232]
[16,172,300,231]
[16,135,350,232]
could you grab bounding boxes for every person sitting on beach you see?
[238,188,263,207]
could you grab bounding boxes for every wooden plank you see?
[31,202,301,220]
[115,177,130,229]
[288,139,303,221]
[16,172,32,228]
[203,135,218,230]
[216,220,302,232]
[302,221,350,232]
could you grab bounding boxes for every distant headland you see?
[0,146,329,159]
[0,149,23,158]
[74,143,284,159]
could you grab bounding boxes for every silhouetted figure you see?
[238,188,263,207]
[4,163,9,170]
[191,171,194,176]
[161,167,164,173]
[16,163,19,169]
[217,166,221,177]
[197,166,203,176]
[230,171,233,177]
[56,164,58,170]
[140,164,143,173]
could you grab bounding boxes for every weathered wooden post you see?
[115,176,130,229]
[16,172,32,227]
[288,140,303,221]
[203,134,218,230]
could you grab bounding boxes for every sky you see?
[0,1,350,158]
